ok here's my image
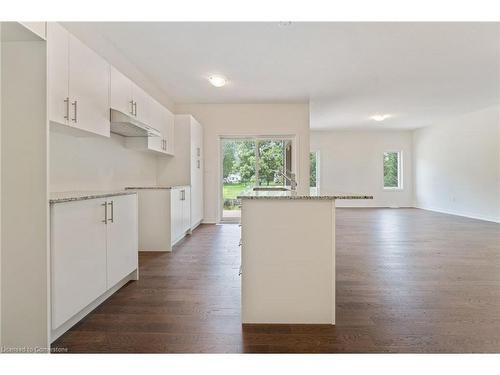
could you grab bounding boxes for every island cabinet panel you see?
[241,199,335,325]
[51,198,108,329]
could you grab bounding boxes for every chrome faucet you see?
[277,170,297,191]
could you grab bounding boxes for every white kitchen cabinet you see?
[48,22,69,127]
[110,66,154,128]
[182,187,191,234]
[170,186,191,246]
[164,107,175,155]
[129,187,191,252]
[132,83,152,126]
[157,115,203,229]
[106,195,139,287]
[146,99,167,153]
[190,118,203,227]
[68,34,110,137]
[47,22,110,137]
[51,198,108,329]
[110,65,134,117]
[112,67,175,156]
[50,193,138,333]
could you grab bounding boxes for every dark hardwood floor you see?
[52,208,500,353]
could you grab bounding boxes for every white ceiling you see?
[66,22,500,130]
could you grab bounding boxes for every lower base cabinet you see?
[171,186,191,247]
[129,186,192,252]
[50,194,138,332]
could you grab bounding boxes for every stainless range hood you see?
[110,109,161,137]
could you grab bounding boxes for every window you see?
[310,151,320,194]
[383,151,402,189]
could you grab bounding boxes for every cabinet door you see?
[164,107,175,155]
[170,188,183,245]
[147,99,164,152]
[106,195,138,287]
[51,199,108,329]
[47,22,69,126]
[190,120,203,226]
[182,187,192,233]
[132,84,152,126]
[110,66,134,116]
[69,34,110,137]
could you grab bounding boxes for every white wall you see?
[1,34,49,348]
[310,130,414,207]
[175,103,310,223]
[50,130,158,192]
[413,105,500,222]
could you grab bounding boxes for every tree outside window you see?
[383,151,402,189]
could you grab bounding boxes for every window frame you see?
[383,150,403,190]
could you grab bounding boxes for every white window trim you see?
[383,150,403,191]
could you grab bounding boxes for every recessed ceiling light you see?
[371,114,391,122]
[208,75,227,88]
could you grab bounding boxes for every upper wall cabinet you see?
[113,66,175,156]
[110,66,153,128]
[110,66,134,117]
[48,23,110,137]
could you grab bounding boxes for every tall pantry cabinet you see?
[157,115,204,229]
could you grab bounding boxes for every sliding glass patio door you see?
[220,137,293,222]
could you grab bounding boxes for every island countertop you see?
[238,191,373,200]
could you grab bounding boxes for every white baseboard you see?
[416,205,500,223]
[191,219,203,230]
[202,217,217,224]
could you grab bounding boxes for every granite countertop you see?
[49,190,137,204]
[125,186,173,190]
[238,191,373,200]
[125,185,190,190]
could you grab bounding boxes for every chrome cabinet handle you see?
[64,97,70,120]
[102,202,108,223]
[197,147,200,157]
[129,100,134,115]
[71,100,77,122]
[197,160,200,169]
[109,200,114,223]
[133,101,137,117]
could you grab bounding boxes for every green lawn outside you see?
[223,183,250,199]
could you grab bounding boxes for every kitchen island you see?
[238,191,372,325]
